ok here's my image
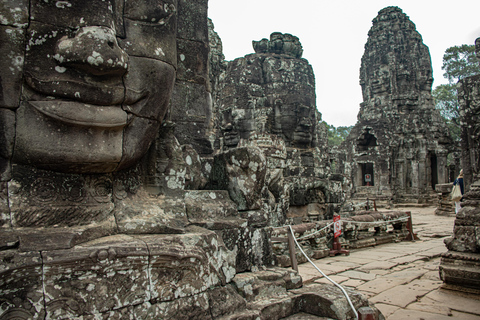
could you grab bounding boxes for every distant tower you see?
[341,7,453,203]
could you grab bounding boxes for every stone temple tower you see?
[340,6,453,204]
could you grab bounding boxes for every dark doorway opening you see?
[430,154,438,188]
[360,163,374,186]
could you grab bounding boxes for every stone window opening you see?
[357,128,377,151]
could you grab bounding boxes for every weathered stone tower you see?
[212,32,343,224]
[439,37,480,290]
[340,6,453,204]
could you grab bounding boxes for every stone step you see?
[231,268,303,302]
[225,271,383,320]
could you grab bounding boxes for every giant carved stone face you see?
[8,0,177,173]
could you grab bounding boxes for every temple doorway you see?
[430,154,438,189]
[359,162,374,186]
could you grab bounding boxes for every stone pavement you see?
[296,206,480,319]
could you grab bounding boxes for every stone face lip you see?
[23,72,127,106]
[29,101,128,128]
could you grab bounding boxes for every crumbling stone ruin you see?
[212,31,343,226]
[5,0,475,316]
[0,0,382,319]
[439,37,480,291]
[337,7,453,206]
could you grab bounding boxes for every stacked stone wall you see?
[439,38,480,291]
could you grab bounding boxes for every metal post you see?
[287,228,298,272]
[404,211,419,241]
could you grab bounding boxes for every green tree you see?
[432,84,458,119]
[442,45,480,83]
[323,122,352,146]
[433,44,480,141]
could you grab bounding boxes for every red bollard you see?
[329,215,350,256]
[358,307,376,320]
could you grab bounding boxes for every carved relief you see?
[2,0,177,174]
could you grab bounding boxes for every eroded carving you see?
[4,0,176,174]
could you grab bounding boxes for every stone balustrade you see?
[272,211,411,267]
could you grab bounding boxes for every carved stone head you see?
[3,0,177,174]
[252,32,303,58]
[274,99,315,148]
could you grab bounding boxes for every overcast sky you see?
[208,0,480,127]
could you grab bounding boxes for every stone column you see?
[439,37,480,290]
[437,152,448,184]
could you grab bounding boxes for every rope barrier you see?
[274,214,414,318]
[296,222,334,240]
[352,201,368,206]
[345,216,410,225]
[288,225,359,320]
[281,216,410,241]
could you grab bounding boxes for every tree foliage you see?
[433,44,480,142]
[323,122,353,146]
[432,84,458,119]
[442,45,480,84]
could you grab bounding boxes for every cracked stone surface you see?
[297,206,480,319]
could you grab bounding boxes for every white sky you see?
[208,0,480,127]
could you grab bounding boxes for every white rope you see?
[350,201,367,206]
[296,222,334,240]
[288,225,359,320]
[350,201,369,207]
[276,216,409,241]
[344,216,409,226]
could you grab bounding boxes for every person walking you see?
[452,170,464,214]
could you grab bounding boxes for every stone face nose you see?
[54,26,128,76]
